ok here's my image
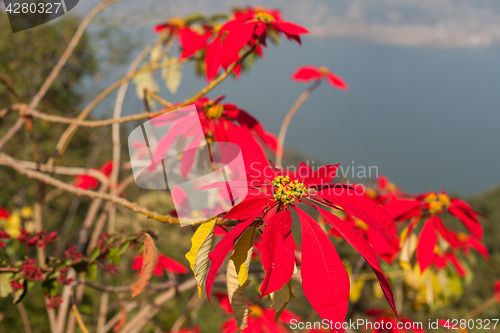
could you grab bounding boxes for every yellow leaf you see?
[349,277,365,303]
[185,217,216,296]
[227,258,250,329]
[133,66,159,100]
[229,226,255,286]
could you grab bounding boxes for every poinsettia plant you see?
[0,3,496,333]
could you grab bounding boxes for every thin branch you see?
[71,304,90,333]
[0,153,179,224]
[275,80,321,166]
[31,0,122,109]
[465,296,498,320]
[16,303,32,333]
[0,0,122,152]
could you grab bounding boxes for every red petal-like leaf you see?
[382,198,422,222]
[297,162,339,188]
[291,66,322,82]
[157,254,188,274]
[445,253,466,277]
[205,38,222,82]
[206,208,263,303]
[315,188,397,240]
[416,217,438,273]
[313,204,397,316]
[221,22,257,68]
[448,199,483,239]
[224,122,269,177]
[274,21,309,36]
[179,28,210,59]
[295,207,349,326]
[259,209,295,297]
[223,196,268,221]
[326,72,348,90]
[494,280,500,302]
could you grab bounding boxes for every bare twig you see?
[0,153,179,224]
[16,303,33,333]
[275,80,321,166]
[465,296,498,320]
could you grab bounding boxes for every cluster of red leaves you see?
[21,258,44,281]
[155,7,308,81]
[132,253,188,276]
[74,161,113,190]
[151,96,277,179]
[216,293,299,333]
[374,177,488,276]
[292,66,348,90]
[18,229,58,248]
[0,229,10,248]
[44,295,63,310]
[204,161,398,326]
[0,207,10,247]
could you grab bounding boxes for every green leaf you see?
[271,280,294,322]
[90,247,100,263]
[226,257,250,329]
[42,278,59,297]
[13,279,28,304]
[162,56,182,94]
[0,273,13,298]
[185,217,216,296]
[87,263,97,282]
[118,241,130,256]
[108,247,121,265]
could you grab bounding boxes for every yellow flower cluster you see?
[205,104,224,119]
[272,175,306,205]
[1,207,34,238]
[425,192,451,215]
[255,11,275,23]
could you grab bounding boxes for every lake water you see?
[85,32,500,196]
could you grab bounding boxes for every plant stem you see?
[275,80,321,166]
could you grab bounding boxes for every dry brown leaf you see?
[131,233,157,298]
[112,306,127,332]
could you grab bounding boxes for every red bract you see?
[154,17,186,35]
[196,96,277,164]
[132,253,188,276]
[204,161,397,325]
[386,191,487,273]
[216,293,299,333]
[0,229,10,248]
[328,212,400,263]
[74,161,113,190]
[204,7,308,81]
[292,66,348,90]
[0,207,9,219]
[151,98,277,177]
